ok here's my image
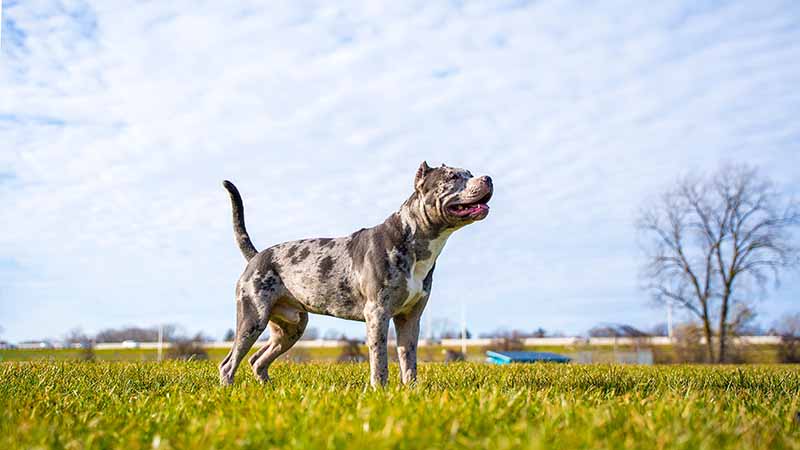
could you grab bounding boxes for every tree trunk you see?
[702,321,715,363]
[717,291,731,363]
[701,305,715,363]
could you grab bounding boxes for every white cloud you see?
[1,0,798,341]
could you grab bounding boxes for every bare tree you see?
[64,327,91,344]
[774,312,800,337]
[638,164,799,363]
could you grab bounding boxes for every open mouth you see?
[447,191,492,219]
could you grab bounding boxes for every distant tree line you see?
[587,324,649,338]
[478,327,557,339]
[65,325,212,344]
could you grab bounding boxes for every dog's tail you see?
[222,180,258,261]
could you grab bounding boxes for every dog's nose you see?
[481,176,493,188]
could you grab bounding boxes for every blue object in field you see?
[486,350,571,364]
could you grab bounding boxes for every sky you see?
[1,0,798,342]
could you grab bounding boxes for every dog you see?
[218,162,493,387]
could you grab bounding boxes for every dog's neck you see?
[398,192,448,240]
[367,192,454,267]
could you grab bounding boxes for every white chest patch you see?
[398,230,453,313]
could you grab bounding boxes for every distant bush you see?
[671,323,708,364]
[443,349,465,362]
[775,313,800,364]
[337,339,366,363]
[77,342,96,362]
[487,336,524,351]
[777,336,800,363]
[166,339,208,361]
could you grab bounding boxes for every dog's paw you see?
[219,368,234,386]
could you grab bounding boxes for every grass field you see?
[1,342,783,365]
[2,363,799,450]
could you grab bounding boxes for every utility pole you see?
[460,303,467,356]
[667,301,674,341]
[157,324,163,362]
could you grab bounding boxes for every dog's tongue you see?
[470,204,489,215]
[459,204,488,216]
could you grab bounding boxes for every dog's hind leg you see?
[365,303,391,388]
[219,275,279,385]
[249,308,308,383]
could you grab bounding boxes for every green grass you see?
[1,362,798,450]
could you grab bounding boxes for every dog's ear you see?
[415,161,431,191]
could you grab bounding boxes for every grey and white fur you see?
[219,162,493,387]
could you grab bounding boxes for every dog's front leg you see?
[394,314,420,385]
[393,296,427,385]
[364,303,390,388]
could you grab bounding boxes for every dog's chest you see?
[397,232,451,313]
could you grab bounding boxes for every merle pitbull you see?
[218,162,493,387]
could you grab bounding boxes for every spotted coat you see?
[218,162,493,387]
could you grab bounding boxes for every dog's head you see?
[410,161,493,230]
